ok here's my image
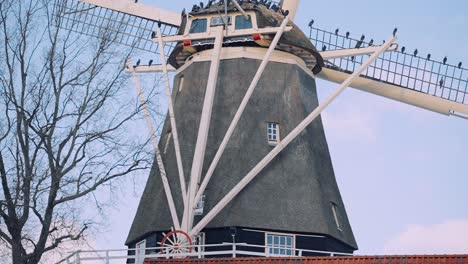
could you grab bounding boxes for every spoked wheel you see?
[159,229,193,256]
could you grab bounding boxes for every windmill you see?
[54,0,468,261]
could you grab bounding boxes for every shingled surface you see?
[146,255,468,264]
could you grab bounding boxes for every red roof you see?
[146,255,468,264]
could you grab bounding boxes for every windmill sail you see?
[309,25,468,116]
[54,0,181,54]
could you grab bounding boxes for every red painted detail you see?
[159,229,193,254]
[183,39,192,47]
[146,255,468,264]
[252,33,262,41]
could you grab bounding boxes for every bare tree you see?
[0,0,153,263]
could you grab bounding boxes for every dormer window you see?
[210,16,231,27]
[189,18,207,33]
[235,15,252,30]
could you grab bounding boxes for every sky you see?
[84,0,468,260]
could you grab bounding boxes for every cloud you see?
[383,219,468,254]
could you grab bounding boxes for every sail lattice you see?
[309,26,468,105]
[54,0,179,55]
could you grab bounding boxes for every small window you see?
[267,122,280,146]
[194,193,205,216]
[189,18,208,33]
[178,76,185,92]
[135,240,146,264]
[210,16,231,27]
[331,202,342,231]
[235,15,252,30]
[163,132,172,154]
[266,233,294,256]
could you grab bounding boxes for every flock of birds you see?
[189,0,291,17]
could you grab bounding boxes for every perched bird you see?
[151,31,156,38]
[308,20,314,27]
[368,39,374,46]
[355,35,365,49]
[149,60,153,66]
[346,32,350,39]
[401,46,406,53]
[271,4,278,11]
[414,49,418,56]
[393,28,398,36]
[335,28,339,35]
[439,78,444,88]
[459,62,463,69]
[427,54,431,60]
[443,57,447,65]
[322,45,327,51]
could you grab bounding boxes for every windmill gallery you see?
[54,0,468,263]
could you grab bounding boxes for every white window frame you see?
[331,202,343,231]
[265,232,295,256]
[267,122,280,146]
[135,240,146,264]
[184,11,258,35]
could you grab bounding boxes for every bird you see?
[282,10,289,17]
[414,49,418,56]
[136,59,141,67]
[308,20,314,27]
[271,4,278,11]
[368,39,374,46]
[149,60,153,66]
[199,2,204,8]
[443,57,447,65]
[151,31,156,38]
[346,32,350,39]
[322,45,327,51]
[401,46,406,53]
[355,35,365,49]
[335,28,339,35]
[439,78,444,88]
[393,28,398,36]
[459,62,463,69]
[427,54,431,60]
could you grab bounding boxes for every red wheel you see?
[159,229,193,255]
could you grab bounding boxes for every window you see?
[135,240,146,264]
[189,18,207,33]
[267,122,280,145]
[331,202,342,231]
[235,15,252,30]
[178,76,185,92]
[210,16,231,27]
[266,233,294,256]
[194,193,205,216]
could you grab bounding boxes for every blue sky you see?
[90,0,468,256]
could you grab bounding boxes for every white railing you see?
[56,242,353,264]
